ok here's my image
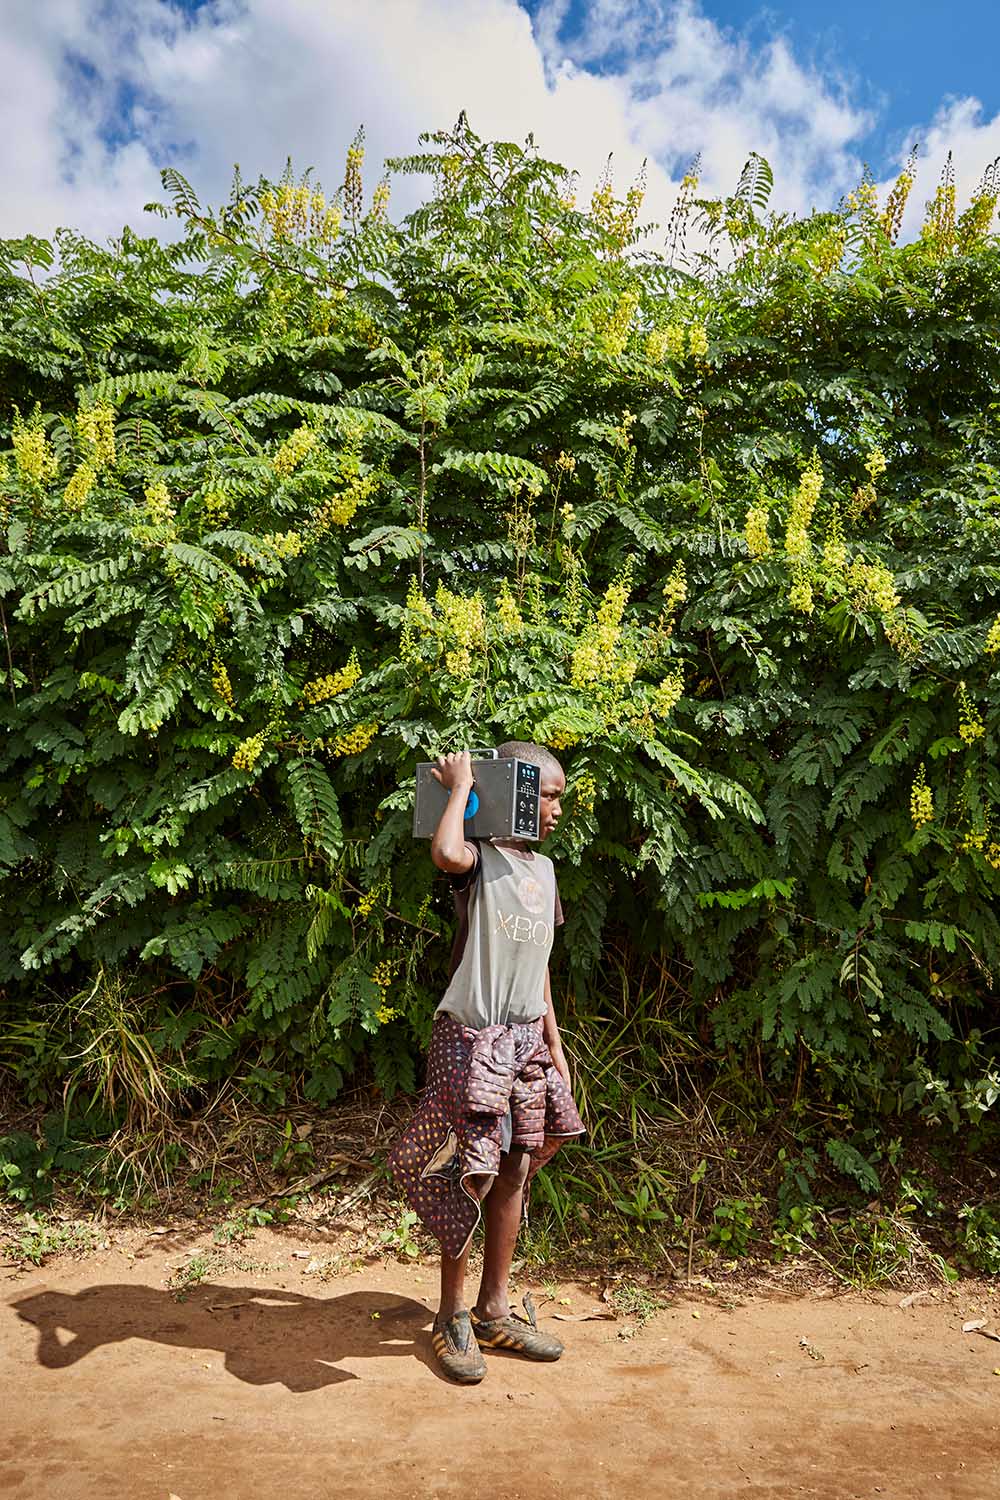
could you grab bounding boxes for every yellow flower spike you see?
[651,669,684,718]
[909,764,934,829]
[574,772,597,814]
[602,292,640,358]
[555,451,576,474]
[345,132,366,216]
[985,617,1000,655]
[662,561,688,611]
[77,402,117,469]
[211,659,235,709]
[847,558,900,617]
[571,559,636,687]
[784,452,823,562]
[663,324,687,360]
[788,575,815,615]
[957,682,986,744]
[744,504,772,560]
[921,160,957,254]
[12,411,58,483]
[812,225,847,276]
[301,650,362,705]
[144,481,174,525]
[495,579,523,636]
[644,329,669,363]
[319,492,360,528]
[262,530,304,560]
[331,723,378,758]
[63,463,96,513]
[435,583,486,659]
[687,323,709,359]
[272,425,317,478]
[371,957,399,993]
[400,575,436,661]
[864,447,888,482]
[823,504,847,575]
[203,488,230,524]
[880,151,916,244]
[357,876,390,920]
[232,732,265,772]
[370,177,391,222]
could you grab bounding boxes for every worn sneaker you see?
[471,1292,564,1361]
[430,1310,487,1384]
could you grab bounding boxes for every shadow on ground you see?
[11,1284,440,1391]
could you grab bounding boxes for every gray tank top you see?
[436,841,558,1029]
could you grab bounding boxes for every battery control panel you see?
[514,760,540,838]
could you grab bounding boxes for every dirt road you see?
[2,1230,999,1500]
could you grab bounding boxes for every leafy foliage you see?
[2,123,1000,1142]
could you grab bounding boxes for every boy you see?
[388,741,584,1383]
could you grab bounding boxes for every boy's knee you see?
[497,1149,530,1190]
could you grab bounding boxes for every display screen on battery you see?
[514,761,540,837]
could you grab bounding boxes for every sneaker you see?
[430,1310,487,1384]
[471,1292,564,1361]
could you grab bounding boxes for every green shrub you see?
[956,1204,1000,1274]
[2,121,1000,1145]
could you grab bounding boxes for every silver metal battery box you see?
[412,756,541,841]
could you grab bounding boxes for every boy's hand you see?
[431,751,474,792]
[549,1043,572,1093]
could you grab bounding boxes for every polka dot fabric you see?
[388,1014,585,1260]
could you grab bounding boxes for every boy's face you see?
[538,770,565,841]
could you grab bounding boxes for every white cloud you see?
[880,96,1000,240]
[0,0,995,251]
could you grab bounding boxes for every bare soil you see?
[2,1227,1000,1500]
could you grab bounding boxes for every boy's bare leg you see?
[475,1149,530,1320]
[438,1244,473,1321]
[438,1174,491,1321]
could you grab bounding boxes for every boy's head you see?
[496,740,565,841]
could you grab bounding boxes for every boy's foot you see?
[431,1310,487,1384]
[471,1292,564,1361]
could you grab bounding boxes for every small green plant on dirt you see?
[188,1168,242,1206]
[168,1251,214,1296]
[305,1251,365,1281]
[0,1134,52,1206]
[956,1204,1000,1274]
[379,1207,421,1259]
[613,1179,673,1227]
[607,1280,667,1339]
[824,1213,932,1288]
[707,1195,762,1256]
[771,1204,821,1261]
[775,1147,820,1219]
[213,1206,273,1245]
[168,1244,276,1298]
[270,1119,316,1178]
[519,1219,561,1267]
[2,1213,100,1266]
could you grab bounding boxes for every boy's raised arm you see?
[429,751,477,876]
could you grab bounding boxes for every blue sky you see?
[524,0,999,177]
[2,1,999,244]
